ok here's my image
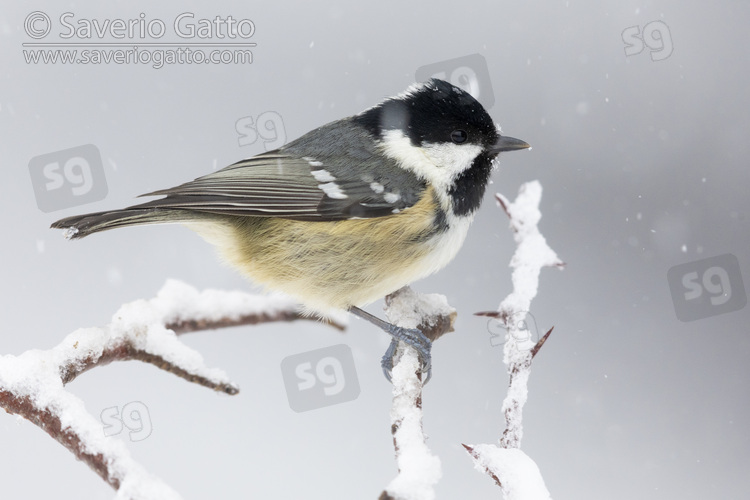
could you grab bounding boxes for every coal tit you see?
[52,78,530,382]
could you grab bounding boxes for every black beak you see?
[489,135,531,154]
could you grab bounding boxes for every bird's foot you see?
[380,326,432,384]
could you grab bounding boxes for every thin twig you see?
[465,181,559,499]
[462,444,503,488]
[0,390,122,489]
[57,308,340,392]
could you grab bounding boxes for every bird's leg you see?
[348,306,432,383]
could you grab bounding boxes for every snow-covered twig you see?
[379,287,455,500]
[0,279,344,499]
[57,281,345,392]
[466,181,562,499]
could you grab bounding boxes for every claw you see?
[380,331,432,385]
[348,306,434,384]
[381,339,397,382]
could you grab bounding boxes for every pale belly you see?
[187,194,472,315]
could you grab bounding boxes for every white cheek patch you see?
[421,142,483,176]
[379,129,451,190]
[379,129,482,194]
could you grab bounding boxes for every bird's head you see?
[354,78,530,215]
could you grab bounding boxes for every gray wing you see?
[132,120,426,221]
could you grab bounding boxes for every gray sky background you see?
[1,0,749,498]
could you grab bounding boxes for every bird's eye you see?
[450,130,468,144]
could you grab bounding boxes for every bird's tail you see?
[51,207,198,240]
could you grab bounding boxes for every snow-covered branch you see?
[0,280,344,499]
[379,287,456,500]
[467,180,563,499]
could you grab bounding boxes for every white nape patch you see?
[370,182,385,194]
[355,81,434,116]
[318,182,348,199]
[394,80,435,101]
[383,192,400,203]
[311,169,335,182]
[379,129,483,194]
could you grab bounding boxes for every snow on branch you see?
[0,279,344,499]
[467,180,563,499]
[379,287,456,500]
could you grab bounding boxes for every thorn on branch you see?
[474,310,502,319]
[530,327,554,359]
[494,193,511,219]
